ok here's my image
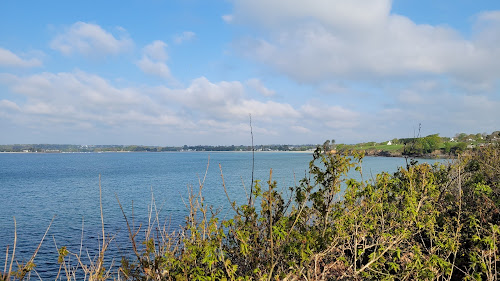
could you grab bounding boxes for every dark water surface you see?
[0,152,447,279]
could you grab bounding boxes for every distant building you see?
[387,141,392,145]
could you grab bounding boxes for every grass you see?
[351,144,404,151]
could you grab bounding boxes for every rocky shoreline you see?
[355,149,453,159]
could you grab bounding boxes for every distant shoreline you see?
[0,150,315,154]
[0,150,455,160]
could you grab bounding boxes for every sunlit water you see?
[0,152,448,279]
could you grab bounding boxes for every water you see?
[0,152,447,279]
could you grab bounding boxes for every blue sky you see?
[0,0,499,145]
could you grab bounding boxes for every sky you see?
[0,0,499,146]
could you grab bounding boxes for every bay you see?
[0,152,447,279]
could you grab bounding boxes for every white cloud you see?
[300,103,360,129]
[0,99,21,111]
[165,77,298,121]
[231,99,299,120]
[0,71,162,124]
[229,1,500,92]
[222,14,234,23]
[246,78,275,97]
[173,31,196,44]
[397,90,427,105]
[354,79,500,141]
[2,68,498,144]
[318,82,350,95]
[291,125,311,134]
[143,40,168,61]
[50,22,133,57]
[176,77,245,108]
[0,71,308,144]
[137,57,172,80]
[136,40,176,82]
[0,47,42,68]
[230,0,391,31]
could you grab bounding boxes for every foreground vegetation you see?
[2,143,499,280]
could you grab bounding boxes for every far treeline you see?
[0,143,315,153]
[1,131,499,157]
[329,130,500,158]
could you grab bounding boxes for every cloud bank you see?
[136,40,174,81]
[1,1,499,145]
[229,0,500,93]
[0,48,42,68]
[50,22,133,57]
